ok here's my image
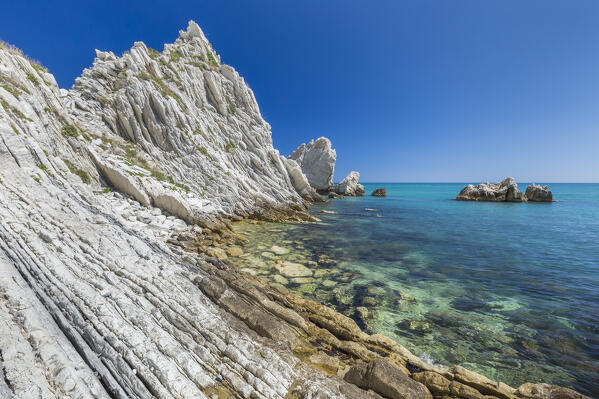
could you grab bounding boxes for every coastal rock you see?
[226,246,243,256]
[335,171,365,196]
[329,192,344,199]
[289,137,336,192]
[516,383,588,399]
[451,365,516,399]
[274,260,313,278]
[372,188,387,197]
[0,20,587,399]
[456,178,525,202]
[344,359,432,399]
[525,184,554,202]
[271,245,290,255]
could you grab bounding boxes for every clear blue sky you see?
[2,1,598,182]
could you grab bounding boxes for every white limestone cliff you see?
[0,23,582,399]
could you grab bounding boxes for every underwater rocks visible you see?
[273,260,313,278]
[456,178,525,202]
[525,184,554,202]
[372,188,387,197]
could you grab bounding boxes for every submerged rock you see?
[456,178,525,202]
[273,260,313,277]
[226,246,244,256]
[525,184,554,202]
[372,188,387,197]
[270,245,290,255]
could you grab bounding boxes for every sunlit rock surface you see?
[0,23,584,399]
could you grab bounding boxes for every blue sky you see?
[2,1,598,182]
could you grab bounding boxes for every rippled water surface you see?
[230,183,599,395]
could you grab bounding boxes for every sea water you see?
[230,183,599,395]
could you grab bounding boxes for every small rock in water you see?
[273,260,312,278]
[399,291,416,302]
[270,245,290,255]
[356,306,370,322]
[227,246,243,257]
[261,251,277,259]
[371,188,386,197]
[320,209,338,214]
[206,247,228,260]
[273,274,289,285]
[240,268,257,276]
[321,279,337,287]
[291,277,315,284]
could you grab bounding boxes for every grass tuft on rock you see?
[26,73,39,86]
[61,124,79,138]
[63,159,90,184]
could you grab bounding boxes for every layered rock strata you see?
[0,23,583,399]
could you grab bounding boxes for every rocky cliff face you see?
[0,23,583,399]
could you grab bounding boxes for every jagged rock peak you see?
[62,21,318,223]
[335,171,365,196]
[289,137,337,192]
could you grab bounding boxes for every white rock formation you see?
[456,178,525,202]
[525,184,554,202]
[334,171,365,196]
[289,137,336,192]
[0,23,581,399]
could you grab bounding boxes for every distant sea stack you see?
[457,178,525,202]
[288,138,365,197]
[526,184,554,202]
[372,188,387,197]
[457,178,554,202]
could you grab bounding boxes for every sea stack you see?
[288,137,336,193]
[334,171,365,196]
[525,184,554,202]
[456,178,525,202]
[372,188,387,197]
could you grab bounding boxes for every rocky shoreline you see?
[0,21,586,398]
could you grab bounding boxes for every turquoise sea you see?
[232,183,599,395]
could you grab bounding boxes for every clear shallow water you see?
[231,183,599,395]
